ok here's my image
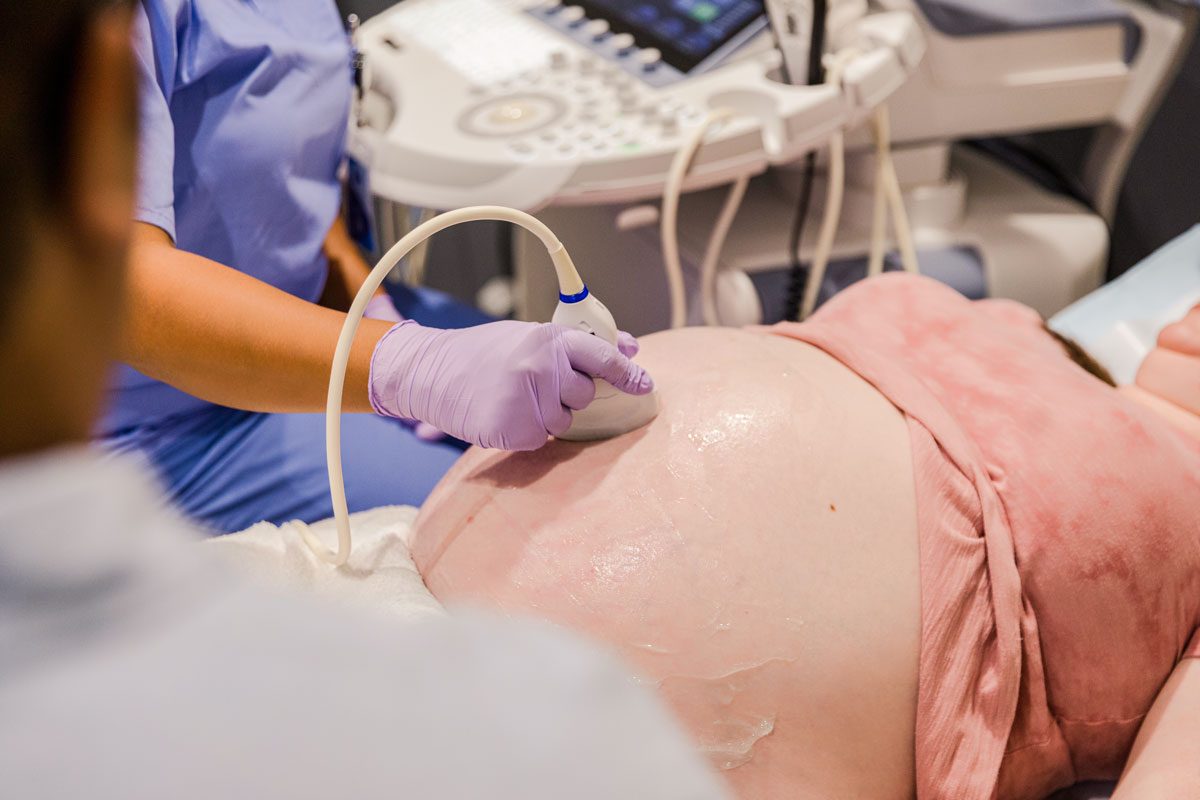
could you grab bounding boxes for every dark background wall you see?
[336,0,1200,285]
[1110,29,1200,275]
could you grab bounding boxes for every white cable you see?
[873,106,919,274]
[798,129,845,320]
[700,175,750,326]
[866,107,890,278]
[661,108,737,329]
[302,206,583,566]
[797,49,859,321]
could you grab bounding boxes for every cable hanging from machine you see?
[783,0,829,323]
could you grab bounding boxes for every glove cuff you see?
[368,319,430,420]
[363,294,405,323]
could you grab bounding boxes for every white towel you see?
[203,506,445,622]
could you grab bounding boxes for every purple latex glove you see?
[616,331,640,359]
[363,295,445,442]
[364,294,405,324]
[369,320,654,451]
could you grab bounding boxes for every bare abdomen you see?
[412,328,921,798]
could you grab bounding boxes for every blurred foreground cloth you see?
[208,506,444,622]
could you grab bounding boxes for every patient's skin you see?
[1123,302,1200,439]
[412,328,921,799]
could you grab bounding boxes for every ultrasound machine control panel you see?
[350,0,925,210]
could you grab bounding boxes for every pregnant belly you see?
[412,327,922,798]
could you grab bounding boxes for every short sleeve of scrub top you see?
[132,2,178,240]
[108,0,353,434]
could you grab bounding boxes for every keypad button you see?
[559,5,585,23]
[608,33,635,52]
[459,93,566,137]
[584,19,610,38]
[637,48,662,68]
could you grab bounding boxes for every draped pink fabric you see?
[772,274,1200,800]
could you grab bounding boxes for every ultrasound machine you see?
[349,0,1198,330]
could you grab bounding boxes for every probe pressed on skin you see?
[302,206,659,566]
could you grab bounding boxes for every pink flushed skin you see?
[412,327,922,800]
[1135,303,1200,420]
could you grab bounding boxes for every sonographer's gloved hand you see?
[616,331,640,359]
[364,295,446,442]
[369,321,654,451]
[364,294,405,323]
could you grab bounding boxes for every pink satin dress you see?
[776,274,1200,800]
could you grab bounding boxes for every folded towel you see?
[204,506,445,622]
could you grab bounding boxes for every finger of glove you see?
[538,362,575,438]
[542,403,574,439]
[559,370,597,411]
[616,331,640,358]
[561,331,654,395]
[414,422,446,442]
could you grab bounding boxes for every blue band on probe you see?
[559,286,590,304]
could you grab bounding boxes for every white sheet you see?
[206,506,445,622]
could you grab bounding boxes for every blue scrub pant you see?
[106,285,493,535]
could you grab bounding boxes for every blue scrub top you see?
[103,0,353,434]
